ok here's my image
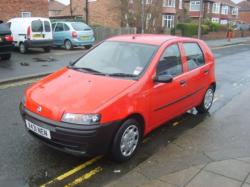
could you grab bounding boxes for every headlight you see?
[61,113,101,125]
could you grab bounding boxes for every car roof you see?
[9,17,50,22]
[107,34,183,46]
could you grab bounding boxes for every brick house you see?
[237,0,250,23]
[184,0,238,24]
[0,0,49,22]
[49,0,66,18]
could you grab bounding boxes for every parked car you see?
[51,21,95,50]
[0,22,13,60]
[20,35,216,162]
[8,17,53,53]
[233,23,250,31]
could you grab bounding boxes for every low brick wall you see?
[202,31,250,40]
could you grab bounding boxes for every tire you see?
[196,86,215,113]
[43,47,51,53]
[64,40,73,50]
[111,118,142,162]
[1,53,11,60]
[19,43,27,54]
[85,45,92,50]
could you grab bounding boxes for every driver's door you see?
[149,43,192,128]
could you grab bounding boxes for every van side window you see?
[156,44,183,77]
[52,23,56,31]
[183,43,205,70]
[44,21,51,32]
[55,23,64,32]
[31,20,43,32]
[64,24,70,31]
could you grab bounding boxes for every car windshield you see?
[72,41,158,78]
[71,22,91,31]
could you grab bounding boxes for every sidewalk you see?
[205,37,250,48]
[105,80,250,186]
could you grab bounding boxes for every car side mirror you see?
[154,74,173,83]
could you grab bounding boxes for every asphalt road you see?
[0,44,250,187]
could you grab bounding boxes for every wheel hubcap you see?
[20,44,25,53]
[65,41,71,49]
[120,125,139,157]
[204,88,214,109]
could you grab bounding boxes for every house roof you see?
[49,0,66,11]
[58,0,85,17]
[237,0,250,11]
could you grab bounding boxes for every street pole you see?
[198,0,204,39]
[141,0,145,34]
[86,0,89,24]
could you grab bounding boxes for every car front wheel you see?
[196,86,215,113]
[111,118,142,162]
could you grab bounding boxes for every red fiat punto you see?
[20,35,216,162]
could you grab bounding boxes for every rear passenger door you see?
[53,23,64,45]
[181,42,209,107]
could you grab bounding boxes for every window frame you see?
[189,0,201,11]
[21,12,31,18]
[156,43,184,77]
[162,14,175,28]
[163,0,176,8]
[212,3,220,14]
[182,42,206,71]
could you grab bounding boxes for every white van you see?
[8,17,53,53]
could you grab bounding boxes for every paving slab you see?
[186,170,241,187]
[242,183,250,187]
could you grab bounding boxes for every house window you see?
[145,0,153,4]
[212,3,220,14]
[146,13,152,29]
[211,17,219,23]
[190,1,200,11]
[221,5,229,15]
[21,12,31,17]
[162,14,174,28]
[179,0,183,9]
[163,0,175,7]
[232,7,238,15]
[220,19,228,24]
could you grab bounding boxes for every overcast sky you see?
[54,0,243,6]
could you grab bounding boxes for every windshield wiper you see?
[69,66,106,75]
[108,73,137,77]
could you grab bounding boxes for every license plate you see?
[80,36,89,40]
[32,34,43,39]
[26,120,51,139]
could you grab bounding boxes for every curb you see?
[0,72,52,86]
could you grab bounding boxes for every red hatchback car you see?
[20,35,216,162]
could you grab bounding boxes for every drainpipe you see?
[141,0,145,34]
[86,0,89,24]
[198,0,204,39]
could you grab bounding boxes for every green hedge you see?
[176,23,198,37]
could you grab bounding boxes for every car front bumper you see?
[24,39,53,48]
[19,103,121,156]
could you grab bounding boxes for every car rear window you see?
[44,21,51,32]
[71,22,91,31]
[31,20,43,32]
[183,43,205,70]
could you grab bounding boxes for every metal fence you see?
[93,27,137,42]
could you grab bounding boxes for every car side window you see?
[55,23,64,32]
[44,21,51,32]
[183,43,205,70]
[64,24,70,31]
[156,44,183,77]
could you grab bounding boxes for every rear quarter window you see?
[31,20,43,32]
[44,21,51,32]
[183,43,205,70]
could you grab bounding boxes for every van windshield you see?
[71,22,91,31]
[32,20,43,32]
[72,41,157,78]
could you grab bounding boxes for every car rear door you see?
[31,19,44,41]
[43,20,52,40]
[149,43,192,128]
[0,23,12,50]
[180,42,210,107]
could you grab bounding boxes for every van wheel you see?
[85,45,92,50]
[1,54,11,60]
[19,43,27,54]
[196,86,215,113]
[64,40,72,50]
[44,47,51,53]
[111,118,142,162]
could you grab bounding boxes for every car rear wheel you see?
[43,47,51,53]
[1,53,11,60]
[196,86,215,113]
[64,40,73,50]
[85,45,92,50]
[19,43,27,54]
[111,118,142,162]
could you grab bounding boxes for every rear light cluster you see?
[4,35,13,42]
[72,31,77,38]
[27,26,31,39]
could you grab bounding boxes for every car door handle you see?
[204,69,209,74]
[179,80,186,86]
